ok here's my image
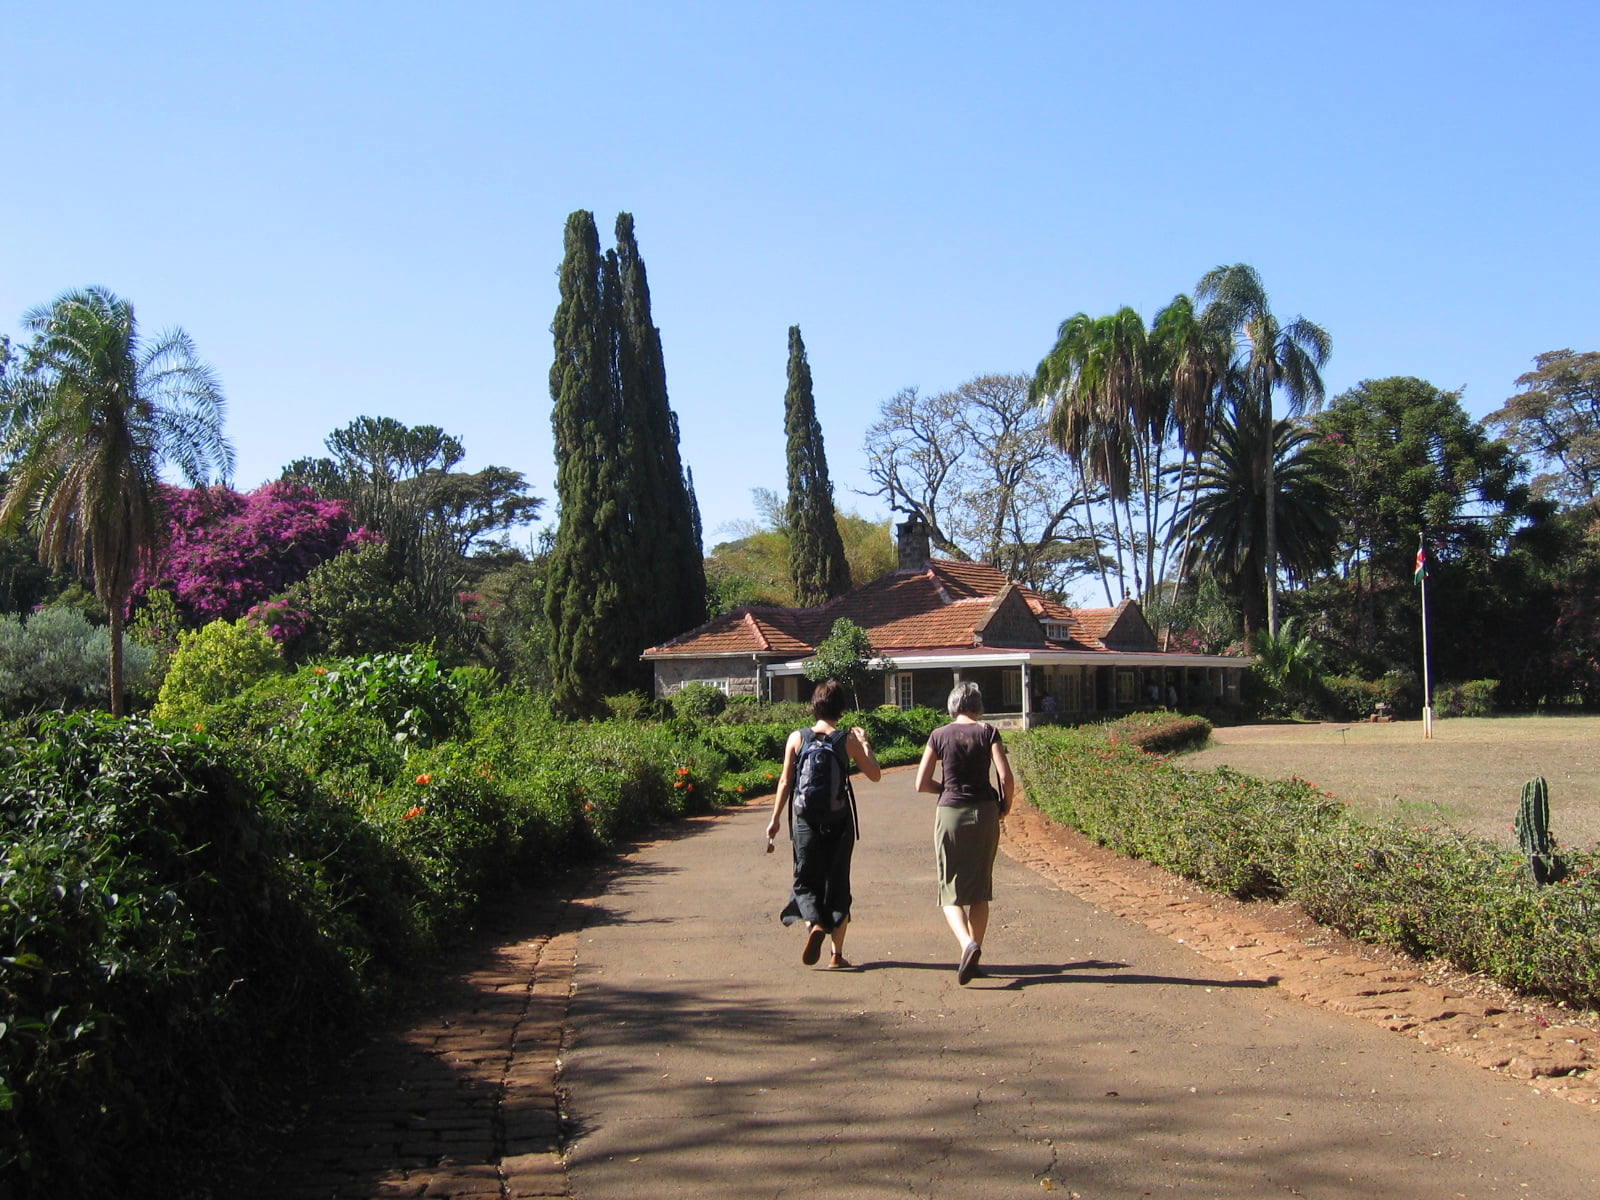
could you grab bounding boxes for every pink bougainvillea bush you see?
[135,483,378,626]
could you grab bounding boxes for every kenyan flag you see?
[1414,541,1427,585]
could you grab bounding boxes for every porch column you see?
[1021,662,1033,725]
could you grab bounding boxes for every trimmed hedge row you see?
[1012,724,1600,1011]
[0,675,721,1199]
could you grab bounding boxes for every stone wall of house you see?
[652,658,762,699]
[981,590,1046,647]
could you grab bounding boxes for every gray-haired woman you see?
[913,681,1015,984]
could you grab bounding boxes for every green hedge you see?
[1434,679,1498,718]
[0,674,724,1198]
[1012,725,1600,1009]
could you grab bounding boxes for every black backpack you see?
[793,728,854,829]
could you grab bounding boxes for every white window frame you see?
[890,671,915,709]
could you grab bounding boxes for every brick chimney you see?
[896,517,932,572]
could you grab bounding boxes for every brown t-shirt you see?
[928,721,1002,807]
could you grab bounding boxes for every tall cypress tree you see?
[614,213,707,638]
[546,211,707,712]
[545,211,633,713]
[784,325,851,606]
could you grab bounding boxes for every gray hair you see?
[947,681,984,717]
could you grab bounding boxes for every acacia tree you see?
[864,374,1099,596]
[784,326,851,605]
[0,287,233,715]
[1485,349,1600,507]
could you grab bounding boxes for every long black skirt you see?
[780,814,855,932]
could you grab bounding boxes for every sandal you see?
[802,926,826,966]
[829,951,851,969]
[957,942,981,985]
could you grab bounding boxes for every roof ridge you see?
[741,611,772,652]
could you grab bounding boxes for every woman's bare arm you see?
[846,727,882,782]
[914,741,942,795]
[992,740,1015,815]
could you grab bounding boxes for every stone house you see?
[644,519,1248,728]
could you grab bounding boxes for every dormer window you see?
[1043,621,1070,641]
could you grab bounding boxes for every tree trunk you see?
[108,604,125,718]
[1263,407,1278,638]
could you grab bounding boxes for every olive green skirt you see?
[933,802,1000,906]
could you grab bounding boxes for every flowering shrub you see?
[133,482,376,626]
[1013,725,1600,1008]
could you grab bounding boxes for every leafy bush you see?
[670,682,728,719]
[1013,725,1600,1008]
[280,542,436,658]
[1104,710,1213,754]
[0,606,159,716]
[602,690,656,721]
[0,715,405,1197]
[152,617,285,723]
[1318,671,1420,721]
[300,652,468,747]
[1434,678,1498,718]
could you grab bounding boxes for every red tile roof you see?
[644,559,1136,660]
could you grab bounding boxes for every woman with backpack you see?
[915,681,1015,984]
[765,680,882,968]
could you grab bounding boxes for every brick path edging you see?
[1001,795,1600,1111]
[241,895,579,1200]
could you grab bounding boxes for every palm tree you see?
[1182,407,1341,636]
[1032,307,1163,600]
[1194,264,1330,636]
[0,286,233,715]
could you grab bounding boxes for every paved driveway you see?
[561,767,1600,1199]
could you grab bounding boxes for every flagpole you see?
[1418,536,1433,740]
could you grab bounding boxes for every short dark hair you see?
[810,679,847,721]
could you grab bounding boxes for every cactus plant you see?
[1515,776,1566,885]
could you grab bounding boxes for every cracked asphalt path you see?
[562,767,1600,1199]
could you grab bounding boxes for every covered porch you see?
[767,650,1248,729]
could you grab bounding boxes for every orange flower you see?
[735,785,745,794]
[313,666,328,675]
[403,805,425,820]
[415,773,433,785]
[192,722,205,732]
[676,766,691,776]
[673,781,685,789]
[763,772,775,781]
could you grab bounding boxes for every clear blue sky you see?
[6,1,1596,565]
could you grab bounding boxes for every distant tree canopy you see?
[705,488,893,616]
[544,211,705,714]
[1485,349,1600,508]
[864,373,1100,599]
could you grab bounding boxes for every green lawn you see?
[1180,714,1600,850]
